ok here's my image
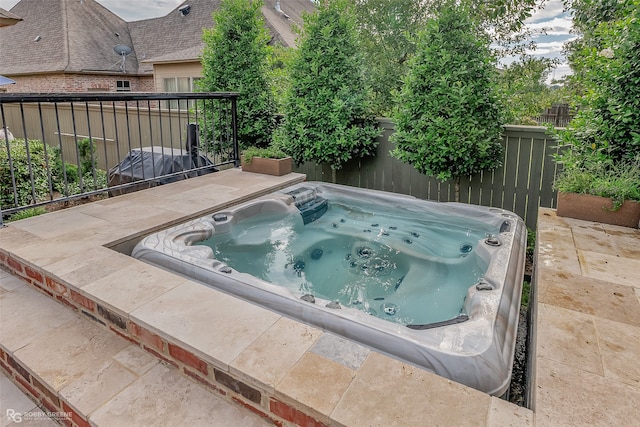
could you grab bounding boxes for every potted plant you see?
[553,154,640,228]
[241,146,292,176]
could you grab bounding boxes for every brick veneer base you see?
[0,251,328,427]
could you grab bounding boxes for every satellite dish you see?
[113,44,132,56]
[113,44,132,73]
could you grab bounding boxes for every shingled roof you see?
[0,0,315,77]
[0,0,136,75]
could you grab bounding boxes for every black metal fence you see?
[0,92,239,224]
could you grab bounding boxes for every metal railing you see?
[1,92,239,225]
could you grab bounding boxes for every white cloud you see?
[527,17,573,36]
[547,63,572,83]
[0,0,184,21]
[527,0,567,23]
[0,0,19,10]
[96,0,184,21]
[527,37,577,55]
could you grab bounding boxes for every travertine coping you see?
[531,209,640,426]
[0,169,533,426]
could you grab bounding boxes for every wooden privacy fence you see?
[295,119,562,230]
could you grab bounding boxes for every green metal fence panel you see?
[293,123,559,230]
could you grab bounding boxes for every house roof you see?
[0,0,136,76]
[0,0,315,77]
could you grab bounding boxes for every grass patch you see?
[7,207,46,222]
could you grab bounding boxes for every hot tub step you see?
[0,273,270,427]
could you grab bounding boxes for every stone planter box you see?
[241,156,292,176]
[556,192,640,228]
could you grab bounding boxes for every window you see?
[116,80,131,92]
[162,77,199,109]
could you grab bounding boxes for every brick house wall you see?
[0,73,154,93]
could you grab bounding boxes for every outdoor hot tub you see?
[132,182,526,396]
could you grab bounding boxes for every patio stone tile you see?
[0,226,42,252]
[45,246,137,289]
[162,182,237,201]
[230,317,322,394]
[276,352,355,421]
[595,318,640,389]
[536,230,582,275]
[578,249,640,288]
[159,197,233,217]
[59,359,138,416]
[331,352,490,427]
[0,284,77,352]
[79,200,184,229]
[10,229,110,266]
[486,396,534,427]
[536,303,603,376]
[89,363,270,427]
[571,225,619,255]
[535,356,640,427]
[112,345,159,376]
[571,221,640,260]
[309,333,370,371]
[81,262,187,316]
[1,374,41,427]
[0,273,25,292]
[536,209,573,231]
[537,269,640,327]
[8,210,111,239]
[130,282,280,369]
[14,317,130,391]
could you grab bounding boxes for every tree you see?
[199,0,275,148]
[278,0,380,173]
[351,0,539,116]
[557,0,640,163]
[352,0,431,116]
[498,56,560,125]
[391,3,505,202]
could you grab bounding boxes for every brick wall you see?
[0,253,328,427]
[1,73,154,93]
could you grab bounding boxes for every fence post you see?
[186,122,199,166]
[231,97,239,167]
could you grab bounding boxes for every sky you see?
[0,0,574,82]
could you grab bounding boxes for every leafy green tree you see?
[556,0,640,164]
[351,0,539,116]
[499,56,558,125]
[278,0,381,173]
[266,44,295,114]
[391,3,505,201]
[200,0,275,148]
[352,0,430,116]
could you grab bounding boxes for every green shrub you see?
[391,3,504,201]
[1,137,107,210]
[554,0,640,176]
[277,0,381,171]
[199,0,275,149]
[242,146,288,164]
[0,138,52,208]
[554,155,640,208]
